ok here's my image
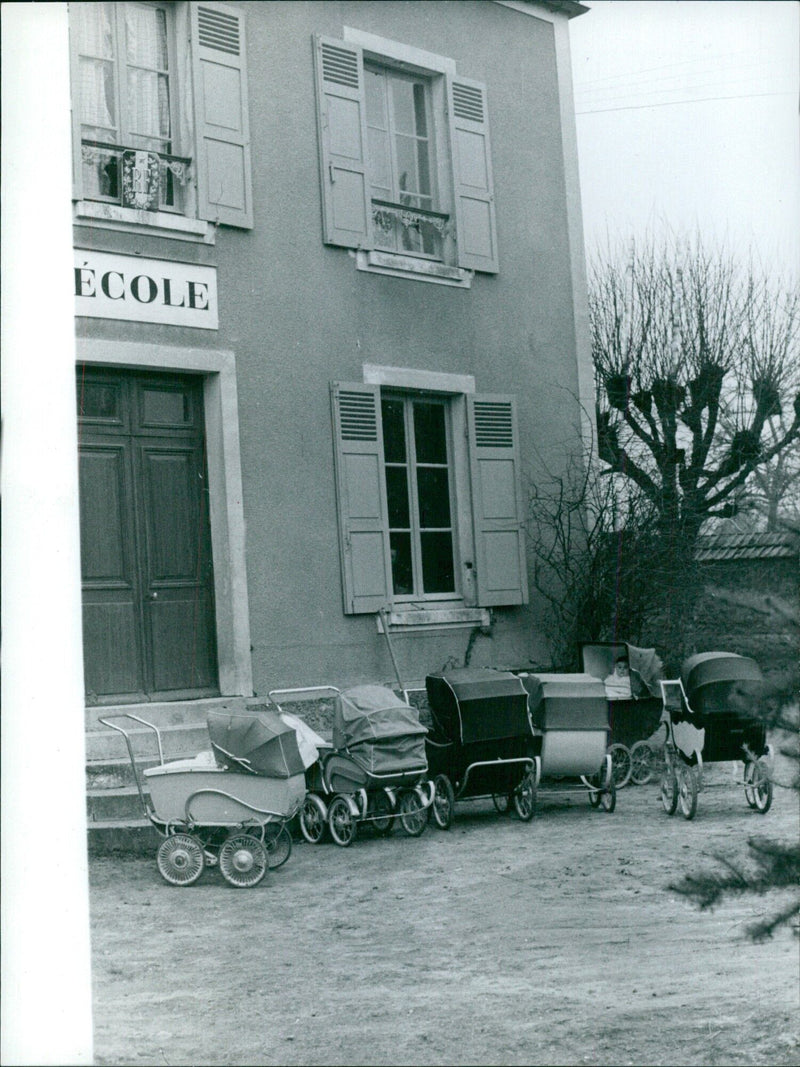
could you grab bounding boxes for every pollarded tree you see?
[591,237,800,656]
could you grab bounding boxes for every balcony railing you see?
[371,198,452,260]
[80,140,192,212]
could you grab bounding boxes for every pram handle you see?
[97,712,165,818]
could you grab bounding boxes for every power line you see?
[576,89,796,115]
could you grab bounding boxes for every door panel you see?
[78,368,218,703]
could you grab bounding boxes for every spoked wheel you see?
[328,795,357,847]
[600,779,617,813]
[263,824,292,869]
[219,834,268,888]
[745,759,773,814]
[660,768,678,815]
[608,743,633,789]
[677,764,699,821]
[156,833,205,886]
[512,771,537,822]
[492,793,511,815]
[630,741,655,785]
[299,794,327,844]
[431,775,455,830]
[370,791,396,836]
[399,790,427,837]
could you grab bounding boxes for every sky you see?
[568,0,800,275]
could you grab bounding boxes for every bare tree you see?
[591,236,800,655]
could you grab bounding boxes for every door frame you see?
[76,337,253,699]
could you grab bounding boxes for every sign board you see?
[74,250,218,330]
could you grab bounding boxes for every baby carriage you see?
[579,642,665,787]
[424,668,538,829]
[270,685,433,847]
[657,651,773,820]
[99,707,312,887]
[520,672,617,812]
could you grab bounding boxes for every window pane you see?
[381,399,406,463]
[80,58,117,129]
[421,532,455,593]
[412,83,428,138]
[76,2,115,58]
[417,468,451,528]
[413,403,447,463]
[391,78,426,136]
[78,382,120,420]
[125,6,168,69]
[390,532,414,595]
[368,128,392,195]
[127,69,171,142]
[142,388,190,425]
[386,467,410,528]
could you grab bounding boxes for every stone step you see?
[87,721,212,762]
[87,818,160,857]
[84,695,249,732]
[87,785,150,823]
[86,755,162,790]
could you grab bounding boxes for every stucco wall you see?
[74,1,587,693]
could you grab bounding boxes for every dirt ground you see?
[89,760,799,1067]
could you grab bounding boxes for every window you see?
[70,1,254,231]
[383,396,456,596]
[331,382,527,615]
[314,34,498,279]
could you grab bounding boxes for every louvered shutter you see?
[467,395,528,606]
[191,2,253,228]
[447,78,498,273]
[331,383,392,614]
[314,36,371,249]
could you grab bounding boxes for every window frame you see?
[71,1,185,214]
[382,391,460,602]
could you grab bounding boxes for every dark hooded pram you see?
[579,642,665,787]
[424,668,538,828]
[279,685,433,847]
[657,651,773,820]
[100,707,310,887]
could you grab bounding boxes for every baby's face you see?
[615,662,629,677]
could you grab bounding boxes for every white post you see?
[1,5,94,1064]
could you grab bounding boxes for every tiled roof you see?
[695,532,799,562]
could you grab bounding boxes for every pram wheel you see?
[677,764,698,820]
[328,795,358,847]
[600,779,616,812]
[371,791,396,836]
[264,824,292,869]
[630,741,655,785]
[157,833,205,886]
[219,834,268,887]
[660,768,678,815]
[512,771,537,821]
[399,790,427,837]
[300,794,328,844]
[431,775,455,830]
[744,759,773,814]
[608,743,632,789]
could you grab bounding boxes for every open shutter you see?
[467,395,528,606]
[447,77,498,273]
[314,36,371,250]
[331,383,392,614]
[191,2,253,228]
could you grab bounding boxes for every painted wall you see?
[74,1,589,693]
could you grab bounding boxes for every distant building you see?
[70,0,591,716]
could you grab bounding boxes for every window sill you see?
[377,607,490,633]
[355,249,473,288]
[73,201,216,244]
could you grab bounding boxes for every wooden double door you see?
[78,368,218,704]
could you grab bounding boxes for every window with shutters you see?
[70,1,253,237]
[314,32,498,285]
[331,381,528,617]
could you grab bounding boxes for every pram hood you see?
[207,708,307,778]
[333,685,427,751]
[580,641,664,698]
[426,668,531,744]
[681,652,764,714]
